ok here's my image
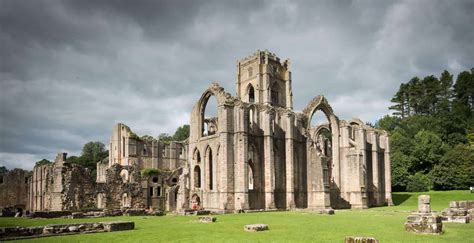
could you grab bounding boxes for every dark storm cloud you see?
[1,0,473,169]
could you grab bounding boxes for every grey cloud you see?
[1,0,473,169]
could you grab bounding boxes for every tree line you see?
[376,68,474,191]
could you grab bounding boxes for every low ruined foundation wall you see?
[0,221,134,241]
[29,211,72,218]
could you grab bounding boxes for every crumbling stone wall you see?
[29,153,96,211]
[96,163,145,209]
[0,169,30,213]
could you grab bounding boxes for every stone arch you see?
[271,82,281,105]
[303,95,341,208]
[167,185,179,212]
[247,144,262,209]
[193,148,201,164]
[191,194,201,210]
[120,169,129,183]
[193,166,201,188]
[205,145,214,190]
[313,125,332,157]
[247,83,255,103]
[196,83,232,138]
[248,160,255,190]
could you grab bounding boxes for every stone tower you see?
[236,50,293,109]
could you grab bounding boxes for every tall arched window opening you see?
[207,148,213,190]
[248,160,255,190]
[202,95,218,136]
[271,82,280,105]
[248,85,255,103]
[194,166,201,188]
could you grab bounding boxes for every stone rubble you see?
[244,224,269,232]
[0,221,134,240]
[404,195,443,235]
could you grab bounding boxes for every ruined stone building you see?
[96,123,186,211]
[28,153,95,211]
[3,50,392,214]
[177,50,393,213]
[0,169,30,214]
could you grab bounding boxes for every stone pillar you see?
[263,109,275,209]
[285,113,295,209]
[405,195,443,234]
[371,132,381,206]
[285,71,293,109]
[218,104,235,212]
[234,105,249,211]
[383,134,394,206]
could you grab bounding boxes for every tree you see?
[34,159,52,167]
[82,141,107,163]
[390,83,409,118]
[419,75,441,115]
[391,151,413,191]
[411,130,445,173]
[173,124,190,141]
[0,166,8,174]
[406,77,423,115]
[375,115,400,132]
[453,69,474,118]
[432,144,474,190]
[158,133,173,143]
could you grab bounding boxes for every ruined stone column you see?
[370,132,381,206]
[405,195,443,234]
[234,105,249,211]
[263,109,275,209]
[285,113,295,209]
[218,104,235,212]
[383,134,393,206]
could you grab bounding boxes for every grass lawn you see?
[1,190,473,242]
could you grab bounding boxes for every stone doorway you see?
[191,194,201,210]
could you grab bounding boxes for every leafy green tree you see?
[173,124,190,141]
[141,135,155,142]
[411,130,445,173]
[34,159,52,167]
[0,166,8,174]
[390,130,414,155]
[391,151,413,191]
[406,172,431,192]
[432,144,474,190]
[82,141,108,163]
[375,115,400,132]
[158,133,173,143]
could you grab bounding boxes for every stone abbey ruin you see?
[1,50,394,215]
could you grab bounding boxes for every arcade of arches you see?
[176,50,393,213]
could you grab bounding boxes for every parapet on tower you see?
[236,50,293,109]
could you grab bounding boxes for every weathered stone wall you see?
[29,153,96,212]
[96,163,145,209]
[108,123,186,171]
[0,169,30,212]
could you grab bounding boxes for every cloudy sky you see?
[1,0,473,170]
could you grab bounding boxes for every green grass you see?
[1,190,473,242]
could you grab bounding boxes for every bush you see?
[141,168,160,177]
[406,172,431,192]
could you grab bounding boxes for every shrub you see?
[406,172,431,192]
[141,168,160,177]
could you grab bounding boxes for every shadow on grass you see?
[392,193,412,206]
